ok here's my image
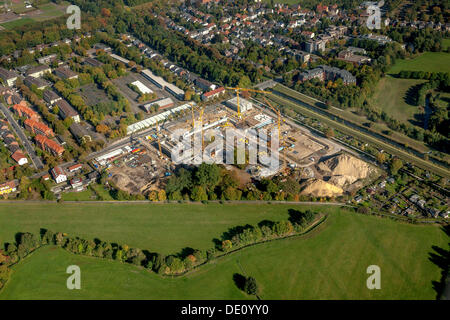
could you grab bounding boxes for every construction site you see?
[91,88,379,197]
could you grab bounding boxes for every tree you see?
[376,152,385,164]
[244,276,258,295]
[190,186,208,202]
[325,127,334,138]
[195,163,221,191]
[390,158,403,175]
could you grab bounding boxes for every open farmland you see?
[0,205,446,300]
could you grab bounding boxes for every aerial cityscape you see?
[0,0,448,306]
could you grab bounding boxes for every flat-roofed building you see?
[141,69,167,89]
[141,97,174,112]
[56,100,80,123]
[165,83,185,100]
[131,80,153,94]
[225,97,253,113]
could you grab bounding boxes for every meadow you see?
[370,76,426,123]
[0,203,447,299]
[388,52,450,74]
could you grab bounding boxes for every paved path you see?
[0,103,44,170]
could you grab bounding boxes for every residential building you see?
[43,90,62,105]
[0,180,19,195]
[11,150,28,166]
[25,64,51,78]
[23,76,50,90]
[195,78,215,91]
[69,123,92,144]
[24,118,54,137]
[337,50,371,65]
[12,104,39,120]
[35,134,65,157]
[54,66,78,80]
[56,100,80,123]
[51,166,67,183]
[201,86,225,101]
[83,57,104,67]
[68,163,83,173]
[0,68,18,86]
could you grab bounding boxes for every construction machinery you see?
[225,87,269,119]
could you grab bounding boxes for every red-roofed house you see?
[11,150,28,166]
[68,163,83,173]
[51,166,67,183]
[201,86,225,101]
[24,119,54,137]
[35,134,64,157]
[12,104,39,120]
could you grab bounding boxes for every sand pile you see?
[328,175,357,188]
[321,154,372,180]
[300,179,344,197]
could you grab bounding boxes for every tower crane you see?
[263,97,287,169]
[156,123,163,160]
[225,87,269,119]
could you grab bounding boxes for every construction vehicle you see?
[225,87,269,119]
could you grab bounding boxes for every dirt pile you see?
[300,179,344,197]
[321,153,372,179]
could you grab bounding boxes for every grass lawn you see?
[61,189,95,201]
[442,39,450,51]
[370,75,426,123]
[0,203,330,254]
[0,207,446,299]
[388,52,450,74]
[0,17,34,29]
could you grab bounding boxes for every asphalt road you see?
[0,103,44,170]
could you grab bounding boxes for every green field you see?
[388,52,450,74]
[0,204,447,299]
[0,17,34,29]
[370,76,426,123]
[0,2,67,29]
[0,202,323,254]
